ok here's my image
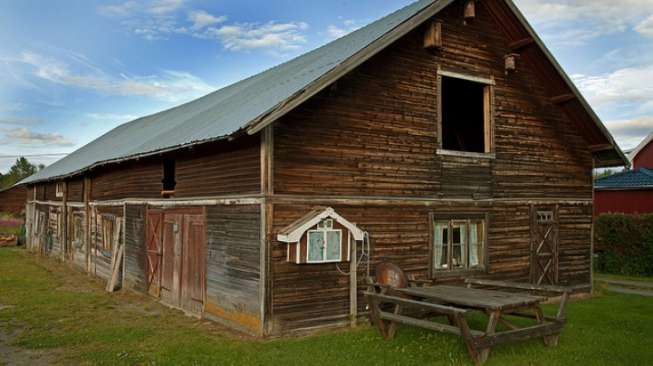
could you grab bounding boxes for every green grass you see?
[595,272,653,283]
[1,247,652,365]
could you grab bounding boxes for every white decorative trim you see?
[436,149,496,159]
[437,70,495,85]
[276,207,365,242]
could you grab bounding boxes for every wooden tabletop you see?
[397,285,545,311]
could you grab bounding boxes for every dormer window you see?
[277,207,365,264]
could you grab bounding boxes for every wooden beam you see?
[588,144,615,152]
[550,94,576,105]
[508,37,534,51]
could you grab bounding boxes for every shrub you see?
[594,213,653,276]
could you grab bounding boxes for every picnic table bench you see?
[365,275,575,365]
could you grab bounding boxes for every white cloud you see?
[204,21,309,51]
[2,128,74,147]
[188,10,226,30]
[4,52,215,102]
[572,64,653,112]
[0,117,41,126]
[604,116,653,149]
[326,19,361,39]
[515,0,653,44]
[635,15,653,38]
[98,2,308,53]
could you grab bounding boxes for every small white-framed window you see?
[433,217,485,274]
[307,227,342,263]
[55,183,64,198]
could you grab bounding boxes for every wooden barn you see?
[0,185,27,216]
[20,0,626,337]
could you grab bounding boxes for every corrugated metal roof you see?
[594,168,653,190]
[20,0,438,184]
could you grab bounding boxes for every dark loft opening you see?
[441,76,486,153]
[162,158,176,192]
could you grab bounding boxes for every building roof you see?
[595,168,653,191]
[20,0,626,185]
[627,132,653,163]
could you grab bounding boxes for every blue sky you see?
[1,0,652,173]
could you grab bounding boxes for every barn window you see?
[432,217,485,274]
[438,71,493,154]
[55,182,64,198]
[162,158,176,194]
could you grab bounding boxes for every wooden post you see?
[349,234,357,327]
[84,177,92,274]
[61,181,68,262]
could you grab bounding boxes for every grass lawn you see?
[1,247,652,365]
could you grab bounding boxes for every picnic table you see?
[365,278,573,365]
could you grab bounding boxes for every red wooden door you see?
[160,214,183,308]
[146,211,163,297]
[181,214,206,315]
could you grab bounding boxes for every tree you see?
[0,157,41,190]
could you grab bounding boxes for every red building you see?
[594,133,653,215]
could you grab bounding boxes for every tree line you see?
[0,157,44,190]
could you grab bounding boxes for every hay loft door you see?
[530,206,559,285]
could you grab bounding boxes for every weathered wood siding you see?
[89,137,261,200]
[0,185,27,215]
[67,178,84,202]
[69,207,87,271]
[204,204,261,334]
[124,204,147,292]
[91,206,123,281]
[174,136,261,198]
[274,1,592,199]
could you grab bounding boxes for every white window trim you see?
[306,228,343,264]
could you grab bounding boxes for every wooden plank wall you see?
[90,137,261,201]
[91,206,123,281]
[124,204,147,292]
[0,185,27,215]
[204,204,261,334]
[67,178,84,202]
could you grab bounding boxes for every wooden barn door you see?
[530,206,559,285]
[160,213,183,308]
[150,209,206,315]
[146,210,163,297]
[181,214,206,315]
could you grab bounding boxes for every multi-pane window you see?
[433,218,485,273]
[307,219,342,263]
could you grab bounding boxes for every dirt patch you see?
[0,326,59,366]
